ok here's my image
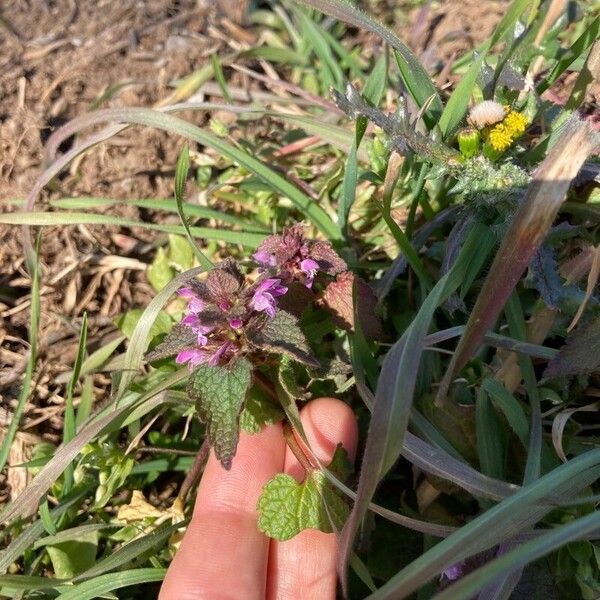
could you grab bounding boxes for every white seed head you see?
[467,101,506,129]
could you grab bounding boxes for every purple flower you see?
[442,563,463,581]
[177,287,204,313]
[208,341,235,366]
[252,225,346,289]
[300,258,319,288]
[176,348,211,369]
[229,318,244,329]
[249,278,287,318]
[253,250,277,268]
[181,314,213,346]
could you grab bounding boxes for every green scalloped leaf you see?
[187,358,253,469]
[240,391,284,435]
[257,445,351,541]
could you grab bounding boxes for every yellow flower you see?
[488,124,513,152]
[503,110,528,138]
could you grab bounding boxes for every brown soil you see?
[0,0,507,500]
[0,0,228,498]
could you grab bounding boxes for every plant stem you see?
[174,438,210,511]
[283,423,314,474]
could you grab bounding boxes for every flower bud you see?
[457,128,481,159]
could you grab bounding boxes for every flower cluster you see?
[175,260,288,369]
[461,101,528,160]
[484,108,528,156]
[253,224,346,288]
[173,227,345,369]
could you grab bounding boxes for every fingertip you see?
[301,397,358,464]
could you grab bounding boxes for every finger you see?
[160,423,286,600]
[266,397,358,600]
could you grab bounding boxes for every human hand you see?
[159,397,358,600]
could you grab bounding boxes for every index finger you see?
[159,422,285,600]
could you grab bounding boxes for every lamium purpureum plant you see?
[2,0,600,597]
[147,226,348,470]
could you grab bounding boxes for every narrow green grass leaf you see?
[0,212,266,247]
[476,388,506,481]
[173,145,213,270]
[0,236,40,473]
[367,449,600,599]
[75,376,94,428]
[210,54,233,103]
[74,521,186,582]
[46,197,268,231]
[482,379,529,446]
[63,313,87,493]
[0,574,66,592]
[294,0,442,128]
[56,568,167,600]
[504,293,542,484]
[431,509,600,600]
[39,500,57,536]
[33,524,118,549]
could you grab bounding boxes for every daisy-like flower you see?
[502,109,528,138]
[249,278,288,318]
[488,124,513,152]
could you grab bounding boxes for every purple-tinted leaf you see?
[310,241,347,275]
[206,259,244,301]
[144,324,197,362]
[543,316,600,379]
[322,272,383,340]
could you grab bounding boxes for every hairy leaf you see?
[257,445,350,541]
[322,272,383,340]
[247,310,319,368]
[543,316,600,378]
[526,245,581,309]
[144,324,197,362]
[187,358,253,469]
[240,391,284,435]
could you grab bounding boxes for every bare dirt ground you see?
[0,0,507,501]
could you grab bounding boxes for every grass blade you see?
[56,568,167,600]
[73,521,186,582]
[1,212,267,247]
[367,448,600,599]
[294,0,443,128]
[63,313,88,493]
[173,145,213,270]
[0,236,40,473]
